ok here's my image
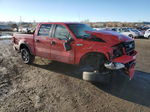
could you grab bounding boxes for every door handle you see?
[35,39,40,42]
[51,41,56,45]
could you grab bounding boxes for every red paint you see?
[113,51,137,64]
[128,65,135,79]
[13,22,137,79]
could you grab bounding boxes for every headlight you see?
[112,46,123,58]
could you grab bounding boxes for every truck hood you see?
[88,30,133,46]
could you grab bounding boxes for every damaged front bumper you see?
[104,51,137,79]
[104,62,125,70]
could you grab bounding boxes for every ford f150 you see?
[12,22,137,81]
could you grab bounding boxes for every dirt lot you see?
[0,39,150,112]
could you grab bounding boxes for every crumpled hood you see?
[88,30,133,46]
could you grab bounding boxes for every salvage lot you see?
[0,39,150,112]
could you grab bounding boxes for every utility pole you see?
[18,16,22,32]
[19,16,22,26]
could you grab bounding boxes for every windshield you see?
[68,24,95,39]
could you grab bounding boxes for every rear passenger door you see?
[34,24,53,59]
[50,24,74,64]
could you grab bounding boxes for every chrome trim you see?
[104,62,125,70]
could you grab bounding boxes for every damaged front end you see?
[104,41,137,79]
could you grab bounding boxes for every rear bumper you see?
[104,50,137,79]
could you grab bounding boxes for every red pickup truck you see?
[12,22,137,80]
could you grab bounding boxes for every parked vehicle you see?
[144,29,150,39]
[93,27,111,31]
[137,27,150,36]
[18,27,32,33]
[111,27,140,38]
[128,28,144,38]
[12,23,137,82]
[0,25,13,31]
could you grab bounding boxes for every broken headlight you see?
[112,46,123,58]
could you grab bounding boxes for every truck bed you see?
[13,33,35,54]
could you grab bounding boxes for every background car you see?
[128,28,144,38]
[0,25,13,31]
[144,29,150,39]
[111,27,140,38]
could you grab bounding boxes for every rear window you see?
[38,24,52,36]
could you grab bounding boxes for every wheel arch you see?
[19,43,32,55]
[79,52,108,65]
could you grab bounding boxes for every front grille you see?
[123,41,135,55]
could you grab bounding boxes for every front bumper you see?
[104,62,125,70]
[104,51,137,79]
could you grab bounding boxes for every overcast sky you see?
[0,0,150,22]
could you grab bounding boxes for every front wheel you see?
[80,53,111,83]
[128,34,134,39]
[21,48,35,64]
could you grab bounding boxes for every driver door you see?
[50,24,74,64]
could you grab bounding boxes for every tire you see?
[80,53,111,83]
[147,35,150,39]
[81,53,109,72]
[128,34,134,38]
[21,48,35,64]
[83,71,111,84]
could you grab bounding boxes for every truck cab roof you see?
[38,22,84,25]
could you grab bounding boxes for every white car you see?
[144,29,150,39]
[129,29,144,37]
[111,28,140,38]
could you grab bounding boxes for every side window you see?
[54,25,70,40]
[118,29,122,32]
[111,28,116,31]
[38,24,52,36]
[122,29,129,32]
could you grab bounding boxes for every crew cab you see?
[12,22,137,81]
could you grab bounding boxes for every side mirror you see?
[64,34,73,51]
[66,33,74,42]
[67,37,74,42]
[64,42,72,51]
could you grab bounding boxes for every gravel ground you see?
[0,40,150,112]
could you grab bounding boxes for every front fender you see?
[75,45,113,64]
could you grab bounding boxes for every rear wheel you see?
[148,35,150,39]
[21,48,35,64]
